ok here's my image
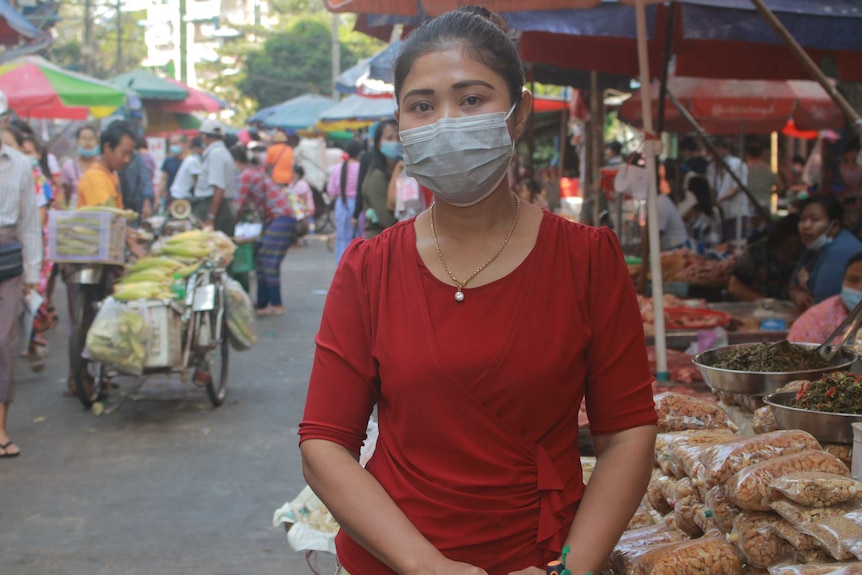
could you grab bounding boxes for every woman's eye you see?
[463,96,481,106]
[412,102,431,112]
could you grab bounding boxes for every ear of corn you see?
[126,257,183,274]
[77,206,139,220]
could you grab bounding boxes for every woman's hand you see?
[789,284,813,311]
[412,558,487,575]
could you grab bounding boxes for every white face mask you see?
[400,103,517,207]
[805,229,834,251]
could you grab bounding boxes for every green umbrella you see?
[109,70,188,101]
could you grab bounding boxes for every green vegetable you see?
[713,341,829,372]
[790,372,862,414]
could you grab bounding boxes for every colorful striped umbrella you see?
[0,56,127,119]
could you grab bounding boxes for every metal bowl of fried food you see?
[763,391,862,444]
[692,342,858,396]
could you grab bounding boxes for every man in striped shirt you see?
[0,91,42,458]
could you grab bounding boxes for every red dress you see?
[299,211,657,575]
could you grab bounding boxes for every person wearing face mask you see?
[169,136,203,202]
[158,134,186,206]
[789,252,862,345]
[360,119,400,238]
[60,125,99,211]
[790,194,862,311]
[299,8,657,575]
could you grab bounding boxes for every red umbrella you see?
[162,79,228,113]
[619,77,844,135]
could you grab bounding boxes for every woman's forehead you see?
[401,46,505,90]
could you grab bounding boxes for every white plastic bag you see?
[224,277,257,350]
[83,297,149,375]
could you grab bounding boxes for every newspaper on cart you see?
[273,417,379,554]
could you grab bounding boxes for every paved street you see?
[1,236,339,575]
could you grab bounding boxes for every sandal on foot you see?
[0,441,20,458]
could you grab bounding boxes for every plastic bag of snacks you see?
[771,498,862,527]
[770,472,862,508]
[793,547,833,563]
[823,443,853,469]
[697,430,823,489]
[674,478,705,536]
[768,564,862,575]
[752,406,779,435]
[726,450,849,511]
[628,533,742,575]
[654,392,739,433]
[692,501,717,534]
[799,515,862,561]
[731,512,793,569]
[224,276,257,350]
[646,474,676,515]
[655,432,680,474]
[769,517,821,551]
[667,429,737,479]
[627,504,656,530]
[704,485,741,533]
[736,393,766,413]
[609,523,689,575]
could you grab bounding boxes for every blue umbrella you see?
[318,94,396,123]
[335,58,370,94]
[367,40,402,84]
[257,93,336,133]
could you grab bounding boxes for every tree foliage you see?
[237,17,359,108]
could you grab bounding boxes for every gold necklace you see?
[430,194,521,303]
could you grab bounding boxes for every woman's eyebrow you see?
[452,80,495,91]
[403,88,435,99]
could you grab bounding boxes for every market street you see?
[0,236,337,575]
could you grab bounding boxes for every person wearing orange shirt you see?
[77,121,135,209]
[265,130,294,186]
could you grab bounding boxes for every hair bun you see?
[457,4,511,33]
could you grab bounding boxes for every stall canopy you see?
[144,104,201,137]
[255,94,336,133]
[620,77,844,135]
[317,93,396,131]
[0,0,43,46]
[109,70,188,101]
[162,79,228,113]
[0,56,127,119]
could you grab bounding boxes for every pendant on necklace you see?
[455,290,465,303]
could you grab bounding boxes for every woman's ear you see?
[513,89,532,141]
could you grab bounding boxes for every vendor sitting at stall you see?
[790,194,862,311]
[788,252,862,344]
[657,191,689,251]
[728,213,803,302]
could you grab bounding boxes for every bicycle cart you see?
[54,209,253,410]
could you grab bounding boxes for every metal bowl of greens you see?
[764,385,862,445]
[692,341,858,396]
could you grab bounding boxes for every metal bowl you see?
[764,391,862,444]
[692,342,858,395]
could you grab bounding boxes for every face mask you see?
[805,225,835,251]
[29,156,38,167]
[380,141,402,160]
[400,102,517,207]
[78,146,99,158]
[842,286,862,312]
[169,145,182,156]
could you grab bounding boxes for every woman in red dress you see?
[299,7,658,575]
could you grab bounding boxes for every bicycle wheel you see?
[192,292,229,407]
[70,284,105,408]
[315,207,334,234]
[203,320,229,408]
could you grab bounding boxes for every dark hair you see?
[846,252,862,274]
[230,145,249,164]
[190,135,203,149]
[792,155,805,165]
[846,137,861,154]
[767,212,800,250]
[10,118,34,137]
[340,139,364,207]
[746,143,764,159]
[293,164,305,178]
[394,6,524,107]
[688,176,713,214]
[134,134,148,149]
[21,134,52,179]
[606,141,622,156]
[369,119,398,175]
[800,193,843,226]
[224,133,239,148]
[100,120,136,154]
[76,125,98,140]
[4,125,23,147]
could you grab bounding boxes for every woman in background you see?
[329,140,362,263]
[361,120,400,238]
[60,126,100,211]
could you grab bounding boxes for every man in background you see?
[707,138,749,243]
[119,135,154,222]
[169,136,203,202]
[265,129,294,187]
[193,120,236,235]
[159,133,186,205]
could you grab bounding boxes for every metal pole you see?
[591,71,601,227]
[84,0,93,75]
[749,0,861,132]
[636,0,668,380]
[115,0,122,75]
[179,0,187,83]
[666,89,772,222]
[331,13,340,98]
